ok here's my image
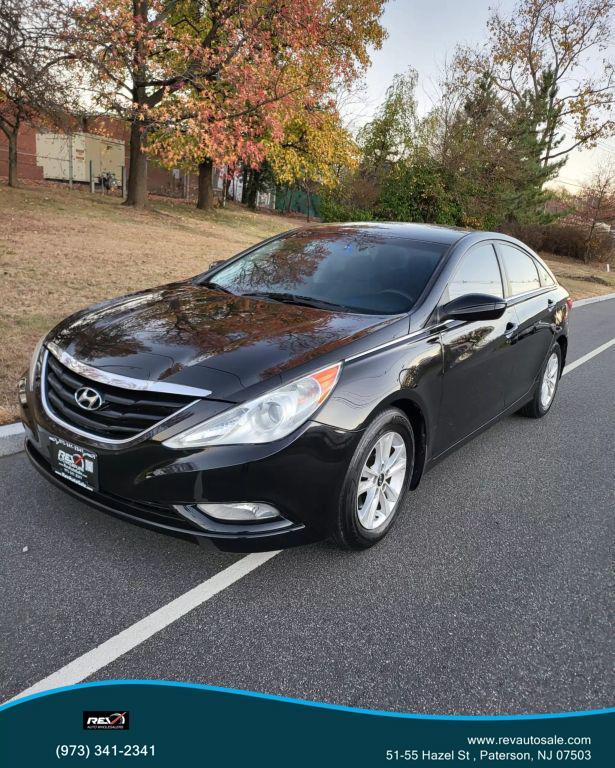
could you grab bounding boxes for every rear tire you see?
[519,344,561,419]
[333,408,414,550]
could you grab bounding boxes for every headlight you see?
[29,334,47,388]
[164,362,341,449]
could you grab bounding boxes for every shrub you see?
[587,230,615,264]
[319,197,373,222]
[374,156,464,226]
[501,223,614,264]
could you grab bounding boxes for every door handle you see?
[505,321,518,340]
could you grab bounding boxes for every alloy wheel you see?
[357,431,407,530]
[540,351,559,410]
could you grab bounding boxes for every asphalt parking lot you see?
[1,298,614,714]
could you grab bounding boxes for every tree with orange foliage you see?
[71,0,386,209]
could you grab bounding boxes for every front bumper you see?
[21,382,361,552]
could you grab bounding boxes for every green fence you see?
[275,187,321,219]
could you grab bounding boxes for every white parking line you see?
[4,551,280,704]
[5,336,615,706]
[562,338,615,376]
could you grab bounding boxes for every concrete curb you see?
[0,422,25,457]
[574,292,615,307]
[1,292,613,459]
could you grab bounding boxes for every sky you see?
[343,0,615,190]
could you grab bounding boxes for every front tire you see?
[333,408,414,550]
[519,344,562,419]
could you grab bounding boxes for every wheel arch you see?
[376,395,428,490]
[556,334,568,371]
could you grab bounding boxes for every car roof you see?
[293,222,472,246]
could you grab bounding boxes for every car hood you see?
[47,282,402,401]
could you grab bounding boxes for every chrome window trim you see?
[46,342,212,398]
[439,241,505,305]
[344,322,455,363]
[493,241,546,299]
[40,350,200,447]
[504,286,553,305]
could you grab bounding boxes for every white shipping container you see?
[36,132,125,183]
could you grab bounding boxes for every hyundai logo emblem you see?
[74,386,104,411]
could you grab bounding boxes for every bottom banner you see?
[0,682,612,767]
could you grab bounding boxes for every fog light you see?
[196,502,280,522]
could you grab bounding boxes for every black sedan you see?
[19,224,571,551]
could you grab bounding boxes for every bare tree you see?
[577,164,615,261]
[0,0,77,187]
[453,0,615,168]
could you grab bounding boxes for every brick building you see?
[0,113,190,196]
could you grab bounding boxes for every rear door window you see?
[499,244,541,295]
[536,261,555,287]
[442,243,503,303]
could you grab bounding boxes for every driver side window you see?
[442,243,504,303]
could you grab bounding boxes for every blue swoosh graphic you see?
[1,680,613,721]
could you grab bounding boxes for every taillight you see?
[566,297,573,312]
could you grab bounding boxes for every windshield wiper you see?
[241,291,347,311]
[204,281,235,295]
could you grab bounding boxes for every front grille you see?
[43,351,194,441]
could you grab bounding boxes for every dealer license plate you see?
[47,434,99,492]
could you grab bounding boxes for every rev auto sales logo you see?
[83,711,130,730]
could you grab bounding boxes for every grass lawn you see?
[540,252,615,301]
[0,183,289,424]
[1,181,614,425]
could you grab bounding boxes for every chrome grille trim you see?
[40,350,200,447]
[46,342,212,398]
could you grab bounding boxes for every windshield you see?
[204,229,448,314]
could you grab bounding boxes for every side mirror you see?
[440,293,507,322]
[209,258,227,270]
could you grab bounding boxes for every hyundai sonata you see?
[19,224,570,551]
